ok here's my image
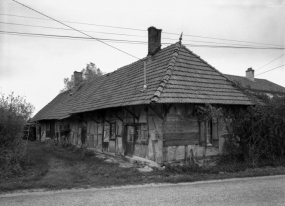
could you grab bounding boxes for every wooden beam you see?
[110,109,124,122]
[93,111,109,124]
[75,114,87,124]
[86,113,98,124]
[123,107,139,121]
[102,111,111,124]
[164,104,172,118]
[148,105,164,120]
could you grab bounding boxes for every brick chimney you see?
[148,26,162,56]
[74,71,83,86]
[246,68,255,81]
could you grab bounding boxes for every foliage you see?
[224,96,285,166]
[60,62,104,93]
[195,104,223,121]
[0,92,34,180]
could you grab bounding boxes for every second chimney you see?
[74,71,83,87]
[148,26,162,56]
[246,67,255,81]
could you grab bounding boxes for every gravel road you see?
[1,175,285,206]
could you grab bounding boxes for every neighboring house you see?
[32,26,253,164]
[225,68,285,102]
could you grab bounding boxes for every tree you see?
[60,62,103,93]
[0,92,34,179]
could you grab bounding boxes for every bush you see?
[226,96,285,166]
[0,92,34,180]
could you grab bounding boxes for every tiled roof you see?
[225,74,285,94]
[32,91,71,121]
[32,42,253,121]
[152,45,253,105]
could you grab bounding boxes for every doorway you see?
[126,125,135,156]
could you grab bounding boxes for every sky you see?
[0,0,284,115]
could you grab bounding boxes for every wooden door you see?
[126,126,135,156]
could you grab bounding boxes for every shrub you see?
[226,96,285,166]
[0,92,34,180]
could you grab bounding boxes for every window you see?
[127,124,148,143]
[103,124,110,142]
[200,118,218,146]
[206,120,213,145]
[139,124,148,142]
[127,126,135,142]
[110,123,116,140]
[98,124,103,143]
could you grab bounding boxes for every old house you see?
[32,26,253,164]
[225,68,285,102]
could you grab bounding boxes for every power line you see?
[0,13,145,32]
[10,0,140,60]
[2,30,285,50]
[174,43,285,50]
[256,53,285,71]
[2,21,285,48]
[1,12,284,48]
[0,30,148,43]
[0,21,146,38]
[255,64,285,76]
[164,32,284,48]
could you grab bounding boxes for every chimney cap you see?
[246,67,254,72]
[148,26,162,31]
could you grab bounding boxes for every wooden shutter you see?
[212,118,219,146]
[199,121,206,146]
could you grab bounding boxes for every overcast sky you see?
[1,0,284,115]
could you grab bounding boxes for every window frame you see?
[206,119,213,146]
[110,122,116,140]
[199,118,218,147]
[125,123,148,144]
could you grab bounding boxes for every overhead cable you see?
[0,21,146,37]
[0,30,148,43]
[10,0,140,60]
[255,64,285,76]
[1,30,285,50]
[0,13,145,31]
[256,53,285,71]
[1,12,284,48]
[1,21,275,47]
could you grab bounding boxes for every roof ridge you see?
[225,73,267,81]
[150,42,182,103]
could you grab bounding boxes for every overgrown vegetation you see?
[60,62,104,93]
[2,140,285,193]
[224,96,285,166]
[0,92,34,180]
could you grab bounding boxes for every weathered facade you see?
[33,26,253,164]
[36,103,237,164]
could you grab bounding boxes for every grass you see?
[1,141,285,193]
